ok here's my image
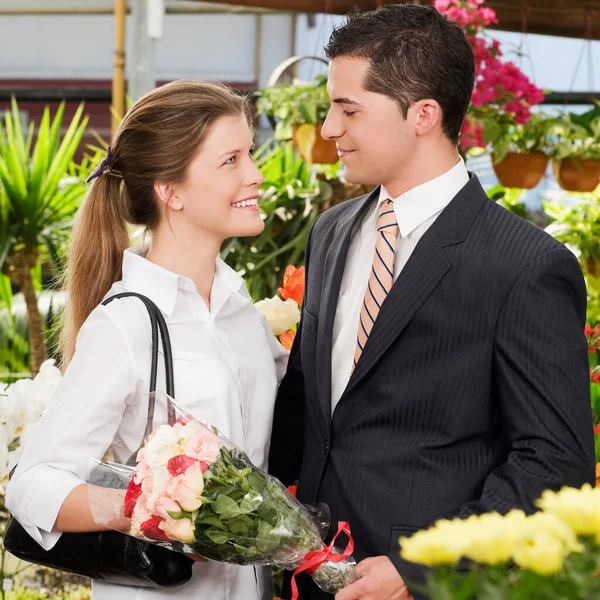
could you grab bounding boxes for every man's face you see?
[322,56,418,191]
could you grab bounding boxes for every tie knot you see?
[377,199,398,233]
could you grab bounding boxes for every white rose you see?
[255,296,300,336]
[142,423,184,468]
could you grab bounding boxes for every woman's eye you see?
[343,109,356,117]
[225,156,236,165]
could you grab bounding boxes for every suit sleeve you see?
[460,245,595,515]
[268,219,319,487]
[391,245,596,597]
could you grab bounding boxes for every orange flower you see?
[279,330,296,351]
[596,463,600,487]
[279,265,305,307]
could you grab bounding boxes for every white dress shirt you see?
[6,247,288,600]
[331,159,470,411]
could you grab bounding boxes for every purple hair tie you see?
[86,146,114,183]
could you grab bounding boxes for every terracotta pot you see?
[552,158,600,193]
[292,124,339,164]
[491,152,549,189]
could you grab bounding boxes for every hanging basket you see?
[492,152,549,189]
[552,158,600,193]
[292,123,339,164]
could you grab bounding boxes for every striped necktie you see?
[354,199,399,368]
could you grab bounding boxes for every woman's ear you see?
[154,182,183,211]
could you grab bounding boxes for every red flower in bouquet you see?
[279,266,305,307]
[124,478,142,518]
[140,515,171,542]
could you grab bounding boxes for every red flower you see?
[586,324,594,337]
[279,266,305,307]
[591,370,600,384]
[167,455,209,477]
[140,516,171,542]
[287,485,298,498]
[594,424,600,436]
[123,478,142,518]
[279,330,296,351]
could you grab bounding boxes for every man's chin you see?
[342,165,378,187]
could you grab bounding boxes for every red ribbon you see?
[290,521,355,600]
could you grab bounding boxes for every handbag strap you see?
[101,292,177,463]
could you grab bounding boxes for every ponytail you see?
[59,174,128,366]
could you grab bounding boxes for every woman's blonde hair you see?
[60,79,250,365]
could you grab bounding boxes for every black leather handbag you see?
[3,292,195,588]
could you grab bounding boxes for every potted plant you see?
[255,75,339,164]
[482,111,554,189]
[550,103,600,193]
[0,98,88,375]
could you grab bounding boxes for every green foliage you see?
[221,140,332,301]
[550,103,600,161]
[0,98,89,274]
[255,75,330,140]
[481,111,556,163]
[544,194,600,265]
[486,185,528,220]
[0,285,66,379]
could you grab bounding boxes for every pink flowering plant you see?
[434,0,545,154]
[88,393,359,597]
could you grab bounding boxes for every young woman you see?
[6,79,288,600]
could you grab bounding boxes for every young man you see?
[269,5,595,600]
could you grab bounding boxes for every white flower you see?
[255,296,300,336]
[142,423,185,468]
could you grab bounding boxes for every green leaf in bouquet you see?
[239,492,263,514]
[206,528,230,545]
[248,470,267,491]
[255,520,281,553]
[196,515,227,530]
[228,515,254,536]
[213,494,243,519]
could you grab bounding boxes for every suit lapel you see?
[316,188,379,424]
[341,174,488,399]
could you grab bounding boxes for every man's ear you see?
[154,182,183,211]
[412,99,442,137]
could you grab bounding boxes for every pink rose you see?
[166,462,205,512]
[154,496,183,520]
[130,493,154,537]
[159,517,196,543]
[133,460,152,485]
[183,427,221,464]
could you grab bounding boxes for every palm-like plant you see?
[0,99,88,375]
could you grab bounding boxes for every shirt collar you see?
[121,247,246,317]
[378,157,469,238]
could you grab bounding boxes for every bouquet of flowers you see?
[89,394,359,598]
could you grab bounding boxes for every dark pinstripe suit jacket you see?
[268,174,595,599]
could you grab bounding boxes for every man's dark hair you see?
[325,4,475,145]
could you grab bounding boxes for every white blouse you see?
[6,247,289,600]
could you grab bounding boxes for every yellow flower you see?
[463,510,527,565]
[400,519,476,566]
[511,512,582,576]
[537,484,600,540]
[512,531,568,575]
